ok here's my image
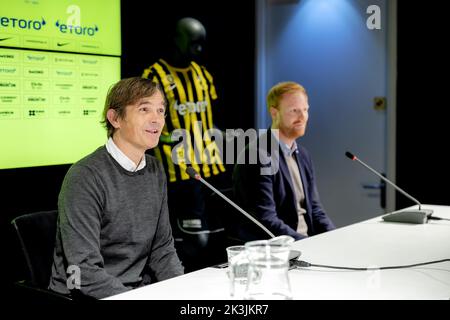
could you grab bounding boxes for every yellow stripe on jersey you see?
[145,61,225,182]
[205,142,225,174]
[169,68,201,179]
[173,143,190,180]
[192,62,214,129]
[189,66,215,173]
[191,62,225,174]
[178,71,201,174]
[194,79,216,176]
[189,66,214,168]
[153,146,163,163]
[175,70,191,136]
[188,141,202,176]
[162,144,177,182]
[180,71,210,177]
[190,69,209,137]
[153,63,182,130]
[202,67,218,99]
[142,68,151,78]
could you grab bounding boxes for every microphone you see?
[345,151,433,224]
[185,167,302,265]
[186,167,275,238]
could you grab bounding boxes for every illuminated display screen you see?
[0,48,120,169]
[0,0,121,169]
[0,0,121,55]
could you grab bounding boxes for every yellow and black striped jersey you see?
[142,59,225,183]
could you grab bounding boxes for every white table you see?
[106,205,450,300]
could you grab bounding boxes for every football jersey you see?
[142,59,225,182]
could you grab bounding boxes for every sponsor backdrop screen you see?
[0,0,121,169]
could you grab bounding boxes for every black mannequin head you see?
[171,17,206,67]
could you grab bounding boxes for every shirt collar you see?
[105,137,146,172]
[271,130,298,157]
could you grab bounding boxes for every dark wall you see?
[121,0,256,131]
[396,3,449,208]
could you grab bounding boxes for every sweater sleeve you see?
[58,164,129,299]
[146,167,184,280]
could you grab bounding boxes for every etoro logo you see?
[0,16,46,30]
[55,20,98,36]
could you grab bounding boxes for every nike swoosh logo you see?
[0,37,13,41]
[57,42,70,47]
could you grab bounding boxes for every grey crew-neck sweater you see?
[49,146,183,299]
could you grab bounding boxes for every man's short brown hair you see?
[266,81,307,113]
[101,77,164,138]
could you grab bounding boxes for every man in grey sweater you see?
[49,77,184,299]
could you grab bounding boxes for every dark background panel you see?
[396,2,449,208]
[121,0,256,131]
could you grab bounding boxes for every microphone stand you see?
[185,167,302,266]
[186,167,275,238]
[346,152,433,224]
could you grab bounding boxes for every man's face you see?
[272,91,309,140]
[176,28,206,61]
[113,91,166,153]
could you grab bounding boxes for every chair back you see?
[11,210,58,289]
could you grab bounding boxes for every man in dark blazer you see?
[232,82,335,241]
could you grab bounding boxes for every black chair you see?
[11,210,72,301]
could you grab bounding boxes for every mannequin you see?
[142,18,227,272]
[168,17,206,68]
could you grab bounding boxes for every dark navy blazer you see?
[232,130,335,241]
